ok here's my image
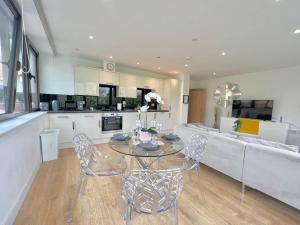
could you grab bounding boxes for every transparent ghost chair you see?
[68,133,127,222]
[121,168,184,225]
[183,133,208,172]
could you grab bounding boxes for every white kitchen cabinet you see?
[117,73,137,98]
[49,114,76,144]
[156,112,172,131]
[151,79,164,96]
[122,113,139,133]
[99,70,120,86]
[136,76,154,89]
[74,67,99,96]
[119,73,137,86]
[73,114,102,140]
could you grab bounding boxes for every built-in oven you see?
[102,113,122,132]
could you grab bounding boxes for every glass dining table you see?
[108,134,184,169]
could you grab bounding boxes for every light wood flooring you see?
[14,144,300,225]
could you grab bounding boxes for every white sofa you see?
[174,124,300,210]
[243,143,300,209]
[174,124,247,181]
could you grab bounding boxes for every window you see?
[98,85,117,106]
[0,0,40,121]
[0,0,16,115]
[14,48,25,113]
[28,46,38,110]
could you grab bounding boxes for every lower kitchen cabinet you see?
[73,114,102,140]
[49,113,102,144]
[122,113,139,133]
[49,114,76,144]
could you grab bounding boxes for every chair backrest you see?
[73,133,96,173]
[123,168,183,214]
[184,133,208,163]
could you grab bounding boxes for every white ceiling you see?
[22,0,300,79]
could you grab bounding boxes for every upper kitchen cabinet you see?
[74,66,99,96]
[136,76,163,94]
[117,73,137,98]
[99,70,120,86]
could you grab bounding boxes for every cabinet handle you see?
[72,121,75,130]
[98,120,101,128]
[84,115,95,118]
[58,116,69,119]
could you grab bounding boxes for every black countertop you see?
[47,109,169,113]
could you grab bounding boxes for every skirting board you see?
[2,163,41,225]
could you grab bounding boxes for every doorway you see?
[188,88,206,123]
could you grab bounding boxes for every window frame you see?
[0,0,39,122]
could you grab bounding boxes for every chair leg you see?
[66,174,87,223]
[241,183,246,200]
[125,204,133,225]
[171,202,178,225]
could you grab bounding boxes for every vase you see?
[139,131,152,143]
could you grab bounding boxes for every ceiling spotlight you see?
[192,38,199,41]
[294,29,300,34]
[274,0,280,2]
[185,56,192,60]
[109,56,113,59]
[184,64,188,67]
[213,72,217,76]
[136,62,140,65]
[156,56,161,59]
[221,52,227,56]
[89,35,94,40]
[158,67,161,70]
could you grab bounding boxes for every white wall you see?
[39,53,169,95]
[0,114,47,225]
[190,66,300,128]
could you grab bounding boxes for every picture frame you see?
[183,95,189,104]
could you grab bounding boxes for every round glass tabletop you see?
[108,134,184,157]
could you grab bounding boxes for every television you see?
[232,100,273,121]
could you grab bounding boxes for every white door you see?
[74,114,102,140]
[49,114,76,144]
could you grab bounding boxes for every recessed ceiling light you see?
[221,52,227,56]
[156,56,161,59]
[158,67,161,70]
[184,64,188,67]
[89,35,94,40]
[109,56,113,59]
[192,38,199,42]
[185,56,192,60]
[274,0,280,2]
[213,72,217,76]
[136,62,140,65]
[294,29,300,34]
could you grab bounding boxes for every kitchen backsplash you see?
[40,93,143,110]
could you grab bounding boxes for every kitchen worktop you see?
[46,109,169,113]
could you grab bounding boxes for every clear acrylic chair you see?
[68,133,127,222]
[121,168,184,225]
[183,133,208,172]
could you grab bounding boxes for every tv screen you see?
[232,100,273,121]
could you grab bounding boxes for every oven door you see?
[102,116,122,132]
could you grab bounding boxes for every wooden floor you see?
[14,144,300,225]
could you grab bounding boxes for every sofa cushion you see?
[187,123,219,133]
[240,136,299,152]
[229,130,261,139]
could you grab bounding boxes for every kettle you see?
[51,100,59,111]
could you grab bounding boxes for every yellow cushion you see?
[239,119,260,135]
